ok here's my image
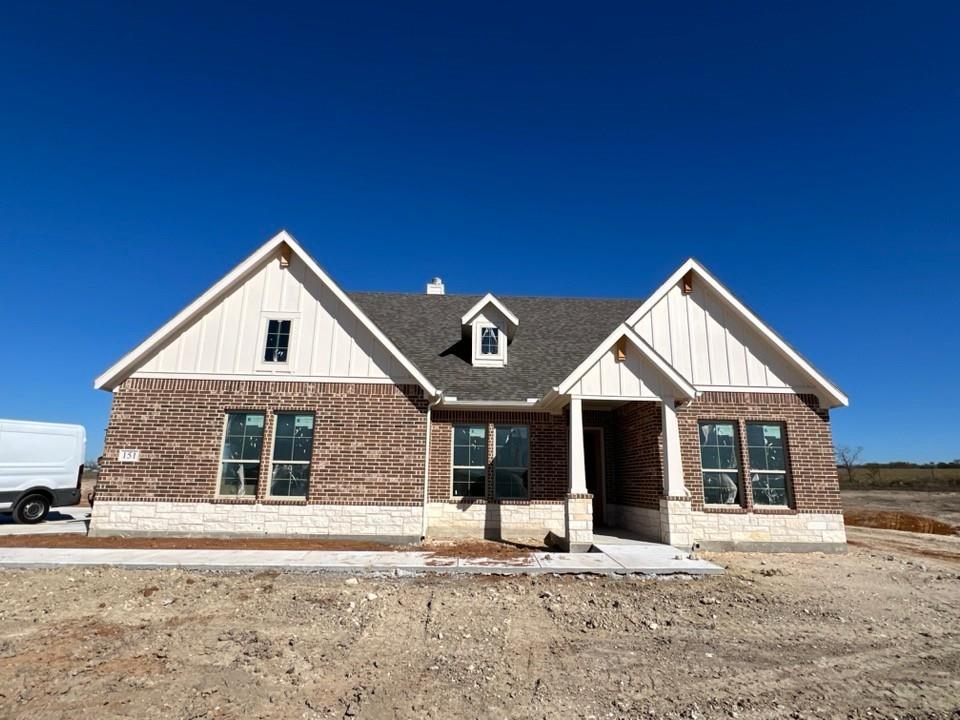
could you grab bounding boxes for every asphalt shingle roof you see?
[350,292,643,401]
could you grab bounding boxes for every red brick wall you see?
[429,410,568,503]
[608,402,664,510]
[677,392,842,514]
[98,378,428,505]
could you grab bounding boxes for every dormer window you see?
[460,293,518,368]
[480,326,499,355]
[264,319,291,363]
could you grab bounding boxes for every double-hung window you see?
[494,425,529,499]
[219,412,265,496]
[264,319,291,363]
[746,422,790,506]
[698,421,740,505]
[480,326,499,355]
[452,425,486,497]
[270,413,314,497]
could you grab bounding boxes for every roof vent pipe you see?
[426,277,445,295]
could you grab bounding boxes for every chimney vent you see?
[426,277,445,295]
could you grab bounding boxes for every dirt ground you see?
[0,529,957,719]
[842,489,960,529]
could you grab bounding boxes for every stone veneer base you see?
[90,501,424,539]
[427,502,565,540]
[657,497,847,550]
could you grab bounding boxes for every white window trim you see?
[267,412,315,499]
[698,420,742,507]
[450,424,487,498]
[472,320,506,367]
[255,313,300,373]
[217,411,265,498]
[493,424,529,500]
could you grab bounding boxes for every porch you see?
[549,324,700,552]
[559,395,692,551]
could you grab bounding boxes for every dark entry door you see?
[583,429,605,525]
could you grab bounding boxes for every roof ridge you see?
[349,290,644,303]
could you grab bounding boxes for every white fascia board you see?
[625,258,849,408]
[459,293,520,328]
[556,323,697,400]
[94,230,437,396]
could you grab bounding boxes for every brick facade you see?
[96,378,842,545]
[608,402,664,510]
[676,392,842,514]
[98,378,428,506]
[428,410,568,503]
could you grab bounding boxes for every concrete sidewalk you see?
[0,506,90,535]
[0,543,722,575]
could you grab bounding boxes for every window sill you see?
[751,506,796,515]
[703,506,748,514]
[445,497,539,505]
[212,497,258,505]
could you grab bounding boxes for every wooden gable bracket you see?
[279,243,292,269]
[615,336,627,362]
[681,269,694,295]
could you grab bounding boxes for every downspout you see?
[421,391,443,540]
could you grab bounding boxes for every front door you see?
[583,428,605,525]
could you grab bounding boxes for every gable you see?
[628,260,847,406]
[134,250,412,381]
[557,325,697,402]
[95,232,434,392]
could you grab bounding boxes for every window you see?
[698,421,740,505]
[494,425,529,499]
[452,425,486,497]
[747,422,790,506]
[480,326,499,355]
[219,413,265,496]
[264,319,291,363]
[270,413,315,497]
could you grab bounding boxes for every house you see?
[90,230,848,552]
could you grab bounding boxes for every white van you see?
[0,419,85,523]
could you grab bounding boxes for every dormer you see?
[460,293,518,368]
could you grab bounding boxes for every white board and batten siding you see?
[565,342,673,401]
[631,280,809,392]
[134,252,414,384]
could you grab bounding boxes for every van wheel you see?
[14,494,50,524]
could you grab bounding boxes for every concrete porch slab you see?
[534,551,625,572]
[593,541,723,575]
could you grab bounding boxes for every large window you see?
[494,425,529,499]
[219,412,265,496]
[264,319,291,363]
[480,326,499,355]
[746,422,790,506]
[698,421,740,505]
[270,413,315,497]
[452,425,486,497]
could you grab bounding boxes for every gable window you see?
[746,422,790,506]
[480,326,499,355]
[219,412,265,496]
[494,425,529,499]
[264,319,291,363]
[698,421,740,505]
[270,413,314,497]
[452,425,486,497]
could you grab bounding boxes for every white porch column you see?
[661,396,686,497]
[568,396,587,494]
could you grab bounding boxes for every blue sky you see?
[1,2,957,462]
